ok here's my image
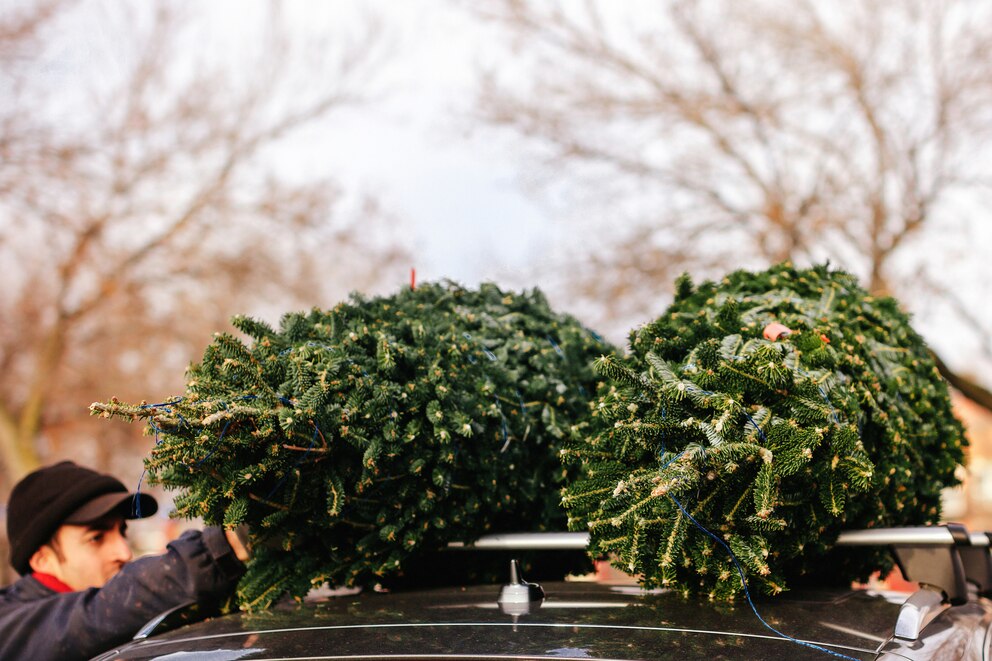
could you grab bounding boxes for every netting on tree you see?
[94,282,613,609]
[562,263,966,600]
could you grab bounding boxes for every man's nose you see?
[113,533,133,563]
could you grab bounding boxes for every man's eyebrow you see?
[86,520,122,532]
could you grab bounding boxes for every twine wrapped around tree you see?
[562,263,966,600]
[94,282,613,609]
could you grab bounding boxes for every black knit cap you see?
[6,461,157,575]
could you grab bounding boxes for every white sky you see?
[24,0,992,380]
[272,0,557,286]
[31,0,555,286]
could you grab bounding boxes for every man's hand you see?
[224,526,251,562]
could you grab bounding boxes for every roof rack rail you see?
[450,524,992,642]
[447,532,589,551]
[836,523,974,605]
[450,524,992,605]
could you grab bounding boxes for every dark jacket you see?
[0,527,244,661]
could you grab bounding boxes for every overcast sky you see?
[273,0,557,287]
[30,0,992,376]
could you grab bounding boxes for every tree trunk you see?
[0,407,40,493]
[933,352,992,414]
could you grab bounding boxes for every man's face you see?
[39,518,133,590]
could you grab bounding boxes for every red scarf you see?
[32,572,74,593]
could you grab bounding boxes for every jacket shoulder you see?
[0,575,53,605]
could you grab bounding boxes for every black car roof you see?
[96,581,896,660]
[93,525,992,660]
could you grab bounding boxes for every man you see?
[0,461,250,660]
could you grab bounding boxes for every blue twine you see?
[146,418,164,445]
[340,358,369,378]
[669,495,859,661]
[741,410,769,444]
[662,372,832,470]
[173,410,194,432]
[139,397,185,410]
[198,418,232,465]
[129,389,328,516]
[306,341,335,351]
[659,449,684,471]
[493,395,511,452]
[817,385,841,425]
[725,342,843,426]
[462,331,498,362]
[138,397,189,435]
[139,398,182,449]
[791,363,841,426]
[133,468,148,518]
[132,398,188,515]
[265,420,319,501]
[181,402,235,470]
[657,424,856,660]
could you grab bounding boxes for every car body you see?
[91,528,992,660]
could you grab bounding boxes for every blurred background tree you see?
[3,0,991,528]
[467,0,992,409]
[0,0,409,494]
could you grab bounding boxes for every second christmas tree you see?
[563,263,966,599]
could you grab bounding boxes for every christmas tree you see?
[562,263,966,599]
[94,282,612,609]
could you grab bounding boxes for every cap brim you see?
[63,491,158,524]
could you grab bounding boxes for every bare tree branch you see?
[0,1,408,491]
[469,0,992,410]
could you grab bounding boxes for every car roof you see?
[94,525,992,660]
[96,581,899,660]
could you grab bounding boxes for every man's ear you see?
[29,543,59,576]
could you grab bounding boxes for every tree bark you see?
[0,405,39,488]
[933,351,992,414]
